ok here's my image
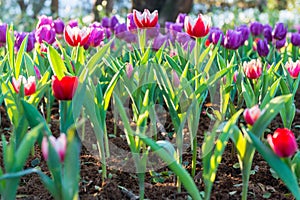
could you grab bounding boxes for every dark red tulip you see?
[52,76,78,100]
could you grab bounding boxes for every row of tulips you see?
[0,8,299,200]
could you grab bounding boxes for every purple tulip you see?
[110,15,119,31]
[0,23,7,47]
[127,13,137,32]
[90,22,102,28]
[85,26,104,49]
[223,29,243,50]
[34,66,41,80]
[36,15,53,29]
[115,23,127,39]
[146,23,160,39]
[165,22,183,34]
[27,32,36,52]
[53,18,65,34]
[291,33,300,46]
[15,32,36,52]
[263,24,273,42]
[273,23,287,40]
[176,32,191,46]
[257,39,269,57]
[35,25,56,44]
[207,27,224,45]
[101,17,110,28]
[236,25,250,44]
[104,28,112,39]
[152,33,168,51]
[250,21,263,36]
[68,20,78,28]
[275,37,286,49]
[176,13,187,24]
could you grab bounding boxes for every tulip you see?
[184,14,211,38]
[34,66,41,80]
[243,59,262,79]
[15,32,36,52]
[250,21,263,36]
[53,18,65,34]
[275,37,286,49]
[211,28,224,45]
[263,24,273,42]
[267,128,298,158]
[52,75,78,100]
[0,23,7,47]
[233,71,239,83]
[273,22,287,40]
[84,26,104,48]
[146,23,160,39]
[152,33,168,51]
[68,19,78,28]
[36,15,53,29]
[35,24,56,44]
[42,134,67,162]
[291,33,300,46]
[133,9,158,28]
[257,39,269,57]
[223,29,243,50]
[243,105,261,125]
[126,63,134,79]
[64,25,90,47]
[176,13,187,25]
[285,60,300,79]
[236,24,250,44]
[172,70,180,88]
[110,15,119,32]
[12,75,36,96]
[127,13,137,32]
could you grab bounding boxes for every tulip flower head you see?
[184,14,211,38]
[176,13,187,24]
[273,22,287,40]
[250,21,263,36]
[133,9,158,28]
[263,24,273,42]
[243,59,262,79]
[243,105,261,125]
[64,25,90,47]
[291,33,300,46]
[256,39,269,57]
[42,134,67,163]
[0,23,7,47]
[35,24,56,44]
[267,128,298,158]
[53,18,65,34]
[126,63,134,79]
[52,75,79,100]
[285,60,300,79]
[223,29,243,50]
[127,13,137,32]
[172,70,180,88]
[12,75,36,96]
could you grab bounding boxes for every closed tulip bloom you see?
[211,28,224,45]
[233,71,239,83]
[236,24,250,44]
[42,134,67,162]
[110,15,119,31]
[146,23,160,39]
[133,9,158,28]
[64,25,90,47]
[172,70,180,88]
[15,32,36,52]
[52,75,78,100]
[152,33,168,51]
[223,29,243,50]
[291,33,300,46]
[68,19,78,28]
[34,66,41,80]
[126,63,134,79]
[184,14,211,38]
[36,15,53,29]
[286,60,300,79]
[250,21,263,36]
[85,26,104,48]
[176,13,187,24]
[273,23,287,40]
[243,105,261,125]
[127,13,137,32]
[0,23,7,47]
[257,39,269,57]
[263,24,273,42]
[267,128,298,158]
[53,18,65,34]
[35,25,56,44]
[12,75,36,96]
[243,59,262,79]
[275,37,286,49]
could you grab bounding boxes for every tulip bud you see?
[250,21,263,36]
[152,33,168,51]
[273,22,287,40]
[176,13,187,25]
[34,66,41,80]
[42,134,67,162]
[126,63,133,79]
[224,30,243,50]
[285,60,300,79]
[236,24,250,44]
[35,25,56,44]
[243,59,262,79]
[291,33,300,46]
[53,18,65,34]
[0,23,7,47]
[52,75,78,100]
[12,75,36,96]
[257,39,269,57]
[36,15,53,29]
[184,14,211,38]
[243,105,261,125]
[267,128,298,158]
[172,70,180,88]
[233,71,239,83]
[275,37,286,49]
[127,13,137,32]
[263,24,273,42]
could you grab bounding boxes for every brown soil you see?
[0,89,299,200]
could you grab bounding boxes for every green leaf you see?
[15,34,28,78]
[260,78,281,108]
[165,54,182,73]
[6,25,14,71]
[47,45,68,80]
[247,131,300,199]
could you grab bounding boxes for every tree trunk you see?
[93,0,102,22]
[17,0,28,14]
[51,0,59,17]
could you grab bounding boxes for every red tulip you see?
[12,75,36,96]
[184,14,211,38]
[243,59,262,79]
[133,9,158,28]
[286,60,300,79]
[243,105,261,125]
[42,134,67,162]
[64,25,90,47]
[52,75,78,100]
[267,128,298,158]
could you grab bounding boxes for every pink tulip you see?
[133,9,158,28]
[172,70,180,88]
[12,75,36,96]
[243,105,261,125]
[42,134,67,162]
[243,59,262,79]
[184,14,211,38]
[285,60,300,79]
[267,128,298,157]
[233,71,239,83]
[126,63,133,79]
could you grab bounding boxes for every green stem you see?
[138,29,146,54]
[103,122,110,158]
[59,100,73,133]
[241,143,255,200]
[194,38,202,89]
[46,89,51,124]
[137,172,145,200]
[191,136,197,177]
